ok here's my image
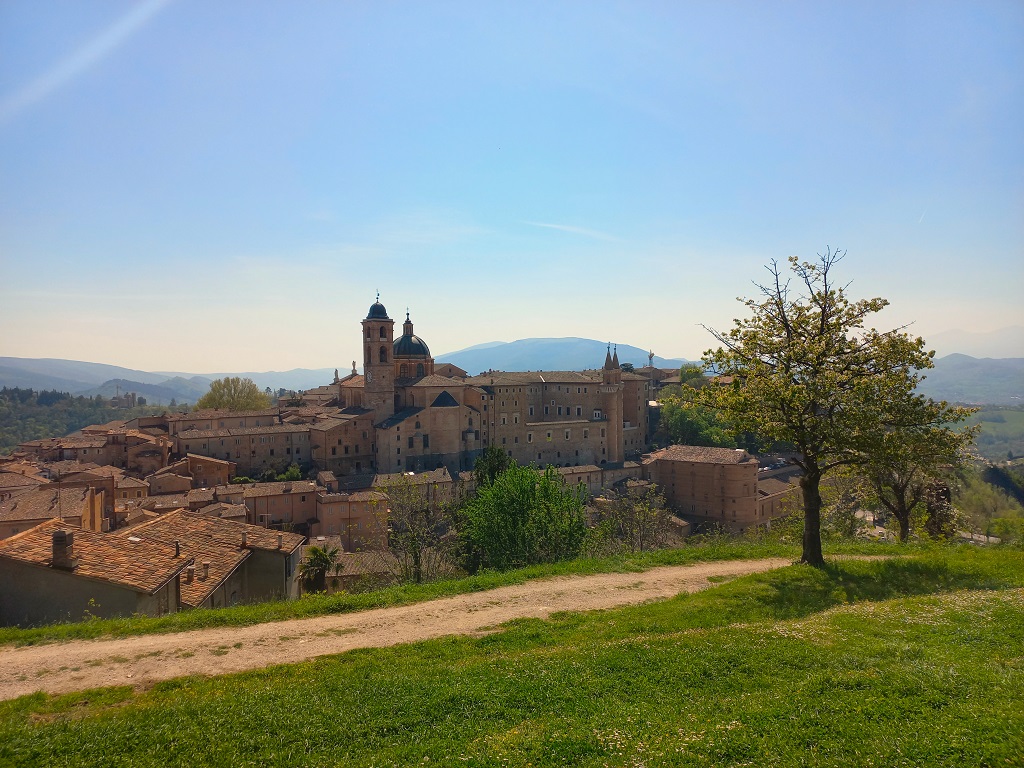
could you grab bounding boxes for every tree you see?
[194,377,272,411]
[459,463,587,572]
[298,545,343,593]
[678,364,707,387]
[596,482,673,552]
[701,249,963,566]
[473,444,511,488]
[377,475,454,584]
[859,402,976,542]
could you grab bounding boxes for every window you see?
[544,406,549,415]
[379,326,387,338]
[576,407,582,417]
[501,416,506,425]
[344,446,349,454]
[301,495,306,502]
[331,447,336,456]
[528,433,533,443]
[529,406,534,416]
[400,364,408,377]
[514,415,519,424]
[270,449,275,455]
[583,429,589,439]
[546,431,552,440]
[408,437,414,448]
[601,429,606,437]
[564,430,570,440]
[415,421,421,429]
[514,437,518,443]
[557,407,563,416]
[379,346,388,363]
[423,434,429,448]
[417,363,424,377]
[594,410,602,419]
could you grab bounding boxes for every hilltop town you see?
[0,298,800,627]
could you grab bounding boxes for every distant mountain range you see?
[928,326,1024,359]
[2,342,1022,406]
[437,338,689,375]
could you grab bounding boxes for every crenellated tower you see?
[601,343,624,464]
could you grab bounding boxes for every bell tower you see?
[361,295,395,421]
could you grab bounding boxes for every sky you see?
[1,0,1022,373]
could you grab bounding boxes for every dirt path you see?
[0,558,792,701]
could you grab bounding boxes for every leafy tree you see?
[678,364,707,387]
[701,249,958,566]
[858,403,976,542]
[473,444,511,488]
[657,391,737,448]
[460,463,587,572]
[298,545,343,593]
[275,463,302,482]
[620,362,635,373]
[194,377,271,411]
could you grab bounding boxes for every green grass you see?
[1,548,1022,767]
[0,540,805,647]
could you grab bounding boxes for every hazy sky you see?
[1,1,1022,372]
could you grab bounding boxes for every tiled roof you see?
[177,424,308,439]
[339,375,365,389]
[0,487,89,523]
[129,509,303,554]
[186,453,235,466]
[241,481,319,499]
[0,473,45,489]
[646,446,753,465]
[196,502,249,520]
[409,374,461,387]
[0,519,188,594]
[167,408,280,421]
[116,477,149,489]
[377,407,423,429]
[186,488,216,504]
[140,494,189,511]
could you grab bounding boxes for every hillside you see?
[438,337,688,374]
[917,354,1024,405]
[0,548,1020,766]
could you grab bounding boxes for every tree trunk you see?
[895,505,911,543]
[800,471,825,567]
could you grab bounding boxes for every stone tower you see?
[361,297,395,421]
[601,344,624,464]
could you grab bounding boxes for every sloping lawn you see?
[0,548,1021,767]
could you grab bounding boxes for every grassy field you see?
[0,547,1021,767]
[970,406,1024,461]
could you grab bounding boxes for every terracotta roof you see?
[339,375,365,389]
[177,424,308,439]
[409,374,461,387]
[186,488,216,504]
[186,453,235,466]
[0,519,188,594]
[0,473,45,490]
[241,481,319,499]
[0,487,89,523]
[196,502,249,520]
[118,510,250,607]
[646,446,753,465]
[140,494,189,511]
[116,477,149,489]
[167,408,280,421]
[556,465,602,474]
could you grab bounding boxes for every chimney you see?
[241,530,248,548]
[277,533,283,549]
[185,565,195,583]
[202,561,210,580]
[174,540,181,557]
[51,529,78,570]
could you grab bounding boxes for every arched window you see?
[409,395,415,406]
[366,330,371,340]
[417,363,425,377]
[379,326,387,339]
[379,346,387,363]
[399,364,408,378]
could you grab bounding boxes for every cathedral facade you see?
[324,299,652,476]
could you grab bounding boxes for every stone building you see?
[642,445,797,532]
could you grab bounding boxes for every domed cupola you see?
[393,311,431,358]
[367,298,390,320]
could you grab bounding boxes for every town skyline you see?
[1,1,1022,371]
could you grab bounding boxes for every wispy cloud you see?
[0,0,174,125]
[525,221,619,242]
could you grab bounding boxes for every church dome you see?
[394,333,431,358]
[367,301,390,320]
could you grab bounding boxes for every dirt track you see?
[0,557,793,701]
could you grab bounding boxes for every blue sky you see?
[1,0,1021,372]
